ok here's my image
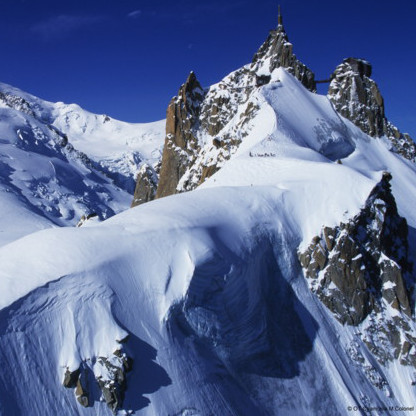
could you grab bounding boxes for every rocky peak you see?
[299,172,416,367]
[343,57,372,78]
[165,71,204,149]
[251,14,315,92]
[155,72,205,199]
[328,58,416,161]
[180,71,203,103]
[130,11,317,206]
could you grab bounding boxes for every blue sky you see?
[0,0,415,138]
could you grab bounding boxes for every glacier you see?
[0,81,164,246]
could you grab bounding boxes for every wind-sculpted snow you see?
[260,68,357,160]
[1,159,416,414]
[169,239,316,377]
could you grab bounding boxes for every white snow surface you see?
[0,82,164,246]
[1,70,416,415]
[0,81,165,161]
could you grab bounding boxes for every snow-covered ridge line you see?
[0,81,165,163]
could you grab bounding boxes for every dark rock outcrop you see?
[299,172,416,367]
[96,352,132,414]
[76,213,99,227]
[63,346,132,414]
[75,366,90,408]
[0,91,36,117]
[155,72,204,199]
[251,22,315,92]
[328,58,416,161]
[63,368,80,389]
[131,163,159,207]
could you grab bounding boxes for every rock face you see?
[75,366,90,408]
[133,16,316,205]
[251,22,315,92]
[155,72,204,199]
[95,351,132,414]
[63,344,132,414]
[299,172,416,367]
[328,58,416,161]
[0,91,36,117]
[133,26,415,208]
[131,163,159,207]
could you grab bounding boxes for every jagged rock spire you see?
[328,58,416,162]
[251,8,315,92]
[155,72,204,199]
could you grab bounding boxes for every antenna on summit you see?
[278,4,283,26]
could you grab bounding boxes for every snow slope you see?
[0,82,164,246]
[0,70,416,415]
[50,103,164,191]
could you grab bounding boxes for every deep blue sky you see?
[0,0,415,138]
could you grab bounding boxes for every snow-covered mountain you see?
[1,11,416,416]
[0,82,164,245]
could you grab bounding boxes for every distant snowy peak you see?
[328,58,416,162]
[50,101,165,193]
[0,81,165,184]
[0,82,164,244]
[0,96,130,231]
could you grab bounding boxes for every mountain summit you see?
[132,8,318,206]
[328,57,416,161]
[251,8,315,92]
[133,9,414,208]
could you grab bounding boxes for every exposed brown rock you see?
[96,355,130,414]
[132,16,316,204]
[328,58,416,162]
[299,172,415,367]
[75,367,89,408]
[62,347,133,414]
[380,260,412,317]
[131,164,158,207]
[63,368,80,388]
[300,172,413,326]
[155,72,204,199]
[76,213,98,227]
[200,165,220,183]
[251,24,316,92]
